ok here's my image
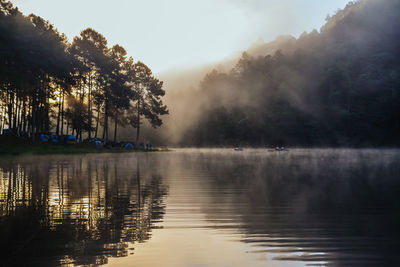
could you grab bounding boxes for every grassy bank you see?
[0,137,167,156]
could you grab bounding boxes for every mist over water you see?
[1,149,399,266]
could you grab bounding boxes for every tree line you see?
[178,0,400,147]
[0,1,168,143]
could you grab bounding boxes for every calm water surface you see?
[1,149,399,266]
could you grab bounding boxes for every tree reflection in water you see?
[0,154,167,266]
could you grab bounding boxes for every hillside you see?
[160,0,400,147]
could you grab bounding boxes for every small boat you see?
[234,147,243,151]
[269,146,289,152]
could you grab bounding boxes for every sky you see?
[12,0,350,74]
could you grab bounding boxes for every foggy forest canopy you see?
[0,0,168,143]
[159,0,400,147]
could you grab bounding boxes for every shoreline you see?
[1,144,398,156]
[0,143,168,156]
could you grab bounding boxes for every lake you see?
[0,149,399,266]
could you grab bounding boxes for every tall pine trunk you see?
[56,89,61,136]
[13,95,18,132]
[8,90,13,130]
[105,113,108,141]
[136,100,140,141]
[95,106,100,138]
[31,87,37,143]
[0,110,4,133]
[60,89,65,136]
[22,97,26,132]
[87,73,92,139]
[114,111,118,143]
[103,103,108,141]
[44,86,50,133]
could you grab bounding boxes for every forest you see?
[0,1,168,143]
[168,0,400,147]
[2,0,399,147]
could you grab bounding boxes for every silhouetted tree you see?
[128,62,168,141]
[0,1,167,143]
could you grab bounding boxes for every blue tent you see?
[124,143,134,149]
[40,133,49,142]
[94,140,103,148]
[50,135,59,143]
[64,135,77,144]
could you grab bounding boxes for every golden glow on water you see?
[107,204,306,267]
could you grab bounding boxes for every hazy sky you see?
[13,0,350,74]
